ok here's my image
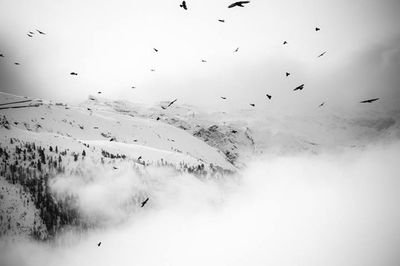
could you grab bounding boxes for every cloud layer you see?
[1,141,400,266]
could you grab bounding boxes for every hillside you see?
[0,92,399,240]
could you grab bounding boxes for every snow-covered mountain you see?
[1,92,399,240]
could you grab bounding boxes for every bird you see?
[266,94,272,100]
[29,31,34,35]
[221,97,227,100]
[70,72,78,75]
[113,166,118,170]
[131,86,136,89]
[201,59,207,63]
[315,27,320,31]
[36,29,46,35]
[293,84,304,91]
[218,19,225,23]
[97,91,102,94]
[141,197,149,208]
[250,103,255,107]
[138,156,142,160]
[14,62,20,65]
[153,48,158,52]
[150,69,155,72]
[0,54,4,57]
[166,98,178,108]
[228,1,250,8]
[97,242,101,247]
[317,51,327,58]
[319,102,325,107]
[283,41,288,45]
[27,34,33,37]
[231,130,238,134]
[286,72,290,77]
[233,47,239,53]
[360,98,379,103]
[180,1,187,10]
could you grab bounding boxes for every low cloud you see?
[1,141,400,266]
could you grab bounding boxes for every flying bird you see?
[70,72,78,75]
[319,102,325,107]
[233,47,239,53]
[250,103,255,107]
[153,48,158,52]
[0,54,4,57]
[293,84,304,91]
[228,1,250,8]
[14,62,20,65]
[27,34,33,37]
[315,27,320,31]
[150,69,155,72]
[201,59,207,63]
[221,97,227,100]
[360,98,379,103]
[36,30,46,35]
[97,91,102,94]
[286,72,290,77]
[138,156,142,160]
[317,51,327,58]
[97,242,101,247]
[167,99,177,107]
[156,117,160,121]
[218,19,225,23]
[141,198,149,208]
[283,41,288,45]
[266,94,272,100]
[29,31,34,35]
[180,1,187,10]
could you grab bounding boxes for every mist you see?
[1,141,400,266]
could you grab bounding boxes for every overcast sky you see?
[0,0,399,113]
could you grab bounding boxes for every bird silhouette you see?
[201,59,207,63]
[167,99,178,108]
[180,1,187,10]
[36,30,46,35]
[141,198,149,208]
[153,48,158,52]
[250,103,255,107]
[293,84,304,91]
[113,166,118,170]
[97,242,101,247]
[315,27,320,31]
[138,156,142,160]
[0,54,4,57]
[317,51,327,58]
[29,31,34,35]
[319,102,325,107]
[218,19,225,23]
[97,91,102,94]
[266,94,272,100]
[150,69,155,72]
[283,41,288,45]
[228,1,250,8]
[286,72,290,77]
[234,47,239,53]
[70,72,78,75]
[156,117,160,121]
[27,34,33,37]
[14,63,20,65]
[221,97,227,100]
[360,98,379,103]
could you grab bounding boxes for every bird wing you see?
[360,98,379,103]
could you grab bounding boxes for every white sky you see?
[0,0,399,113]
